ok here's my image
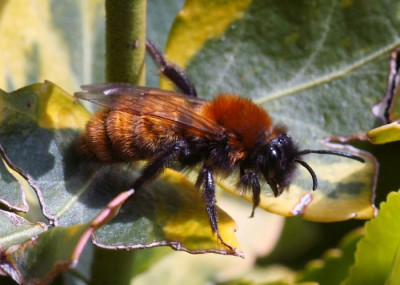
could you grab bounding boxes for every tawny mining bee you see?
[75,41,364,248]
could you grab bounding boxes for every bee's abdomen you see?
[77,110,115,162]
[77,110,182,162]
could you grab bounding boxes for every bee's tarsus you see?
[249,207,256,218]
[240,168,261,217]
[216,230,236,252]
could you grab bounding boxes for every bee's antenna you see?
[296,149,365,163]
[293,158,318,190]
[293,149,365,190]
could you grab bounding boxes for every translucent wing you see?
[75,83,222,136]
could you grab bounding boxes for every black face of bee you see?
[258,134,299,197]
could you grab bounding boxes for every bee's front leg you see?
[239,167,261,218]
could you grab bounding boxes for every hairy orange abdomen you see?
[78,109,184,162]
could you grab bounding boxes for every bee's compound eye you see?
[269,147,280,160]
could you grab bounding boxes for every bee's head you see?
[257,133,365,197]
[257,133,298,196]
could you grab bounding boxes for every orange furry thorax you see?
[200,94,279,148]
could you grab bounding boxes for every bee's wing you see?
[79,83,205,105]
[75,83,222,136]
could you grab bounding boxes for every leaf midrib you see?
[255,38,400,105]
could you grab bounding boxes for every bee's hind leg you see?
[132,141,189,190]
[146,40,197,97]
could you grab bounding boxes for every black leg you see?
[196,167,234,251]
[133,141,188,190]
[146,40,198,97]
[240,168,261,218]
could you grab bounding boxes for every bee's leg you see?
[132,141,188,190]
[196,167,235,251]
[239,168,261,218]
[146,40,197,97]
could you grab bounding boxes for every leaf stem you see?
[90,248,136,285]
[90,0,146,284]
[105,0,146,85]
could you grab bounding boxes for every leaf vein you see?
[255,38,400,105]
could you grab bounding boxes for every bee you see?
[76,40,365,250]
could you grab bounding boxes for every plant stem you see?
[105,0,146,85]
[90,0,146,284]
[90,248,136,285]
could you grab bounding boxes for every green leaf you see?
[164,0,252,70]
[0,189,133,284]
[164,0,391,221]
[367,122,400,144]
[371,47,400,123]
[0,146,28,212]
[297,228,363,284]
[0,0,184,92]
[1,224,91,284]
[93,169,242,256]
[146,0,185,88]
[0,210,46,249]
[342,190,400,285]
[0,81,90,222]
[217,279,314,285]
[385,244,400,285]
[0,0,105,93]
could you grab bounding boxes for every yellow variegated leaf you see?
[367,122,400,144]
